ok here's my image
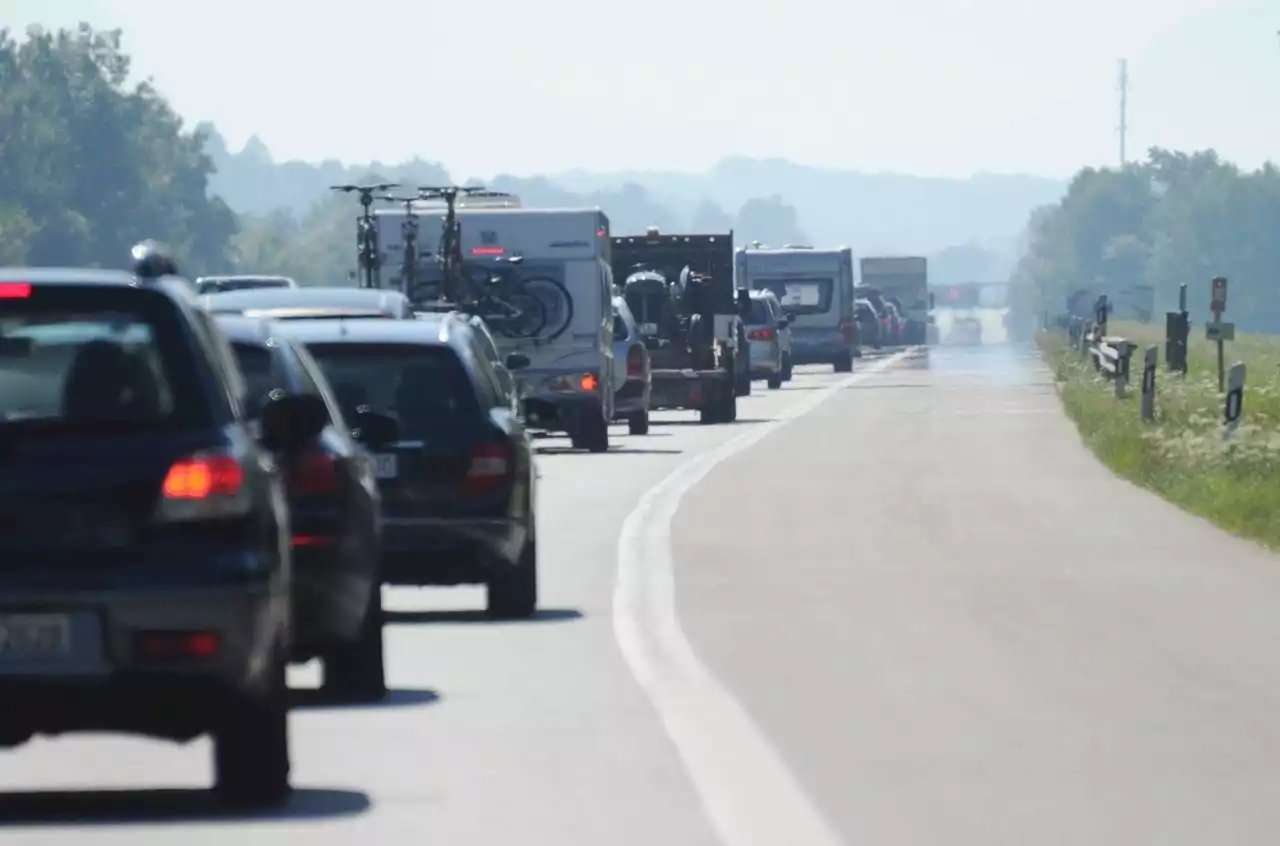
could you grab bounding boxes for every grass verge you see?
[1038,320,1280,549]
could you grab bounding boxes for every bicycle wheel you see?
[495,292,547,339]
[515,276,574,341]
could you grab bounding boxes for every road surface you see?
[4,343,1280,846]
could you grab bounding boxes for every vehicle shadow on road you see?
[657,417,772,426]
[0,786,371,827]
[536,446,683,455]
[384,607,582,625]
[289,686,441,711]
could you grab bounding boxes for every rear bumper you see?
[0,577,284,743]
[523,392,603,432]
[650,370,727,411]
[380,515,529,586]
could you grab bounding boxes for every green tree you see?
[0,24,236,272]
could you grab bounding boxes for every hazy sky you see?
[5,0,1276,181]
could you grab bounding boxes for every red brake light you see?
[470,246,505,256]
[135,631,220,660]
[839,317,855,341]
[162,455,244,499]
[0,282,32,299]
[288,450,340,496]
[747,327,775,341]
[626,345,645,378]
[463,441,511,493]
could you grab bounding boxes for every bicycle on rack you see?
[329,182,399,288]
[376,193,427,299]
[417,185,575,341]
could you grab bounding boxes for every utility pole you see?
[1117,59,1129,167]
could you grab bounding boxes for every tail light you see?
[463,440,511,494]
[839,318,855,342]
[287,449,341,496]
[626,345,645,378]
[747,327,775,341]
[156,451,250,522]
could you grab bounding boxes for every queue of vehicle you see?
[0,209,942,808]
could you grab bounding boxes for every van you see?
[377,205,616,452]
[735,246,856,372]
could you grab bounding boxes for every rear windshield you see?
[751,278,834,315]
[230,342,280,418]
[747,299,772,324]
[305,342,479,437]
[0,285,202,431]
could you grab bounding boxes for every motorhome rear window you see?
[751,278,833,315]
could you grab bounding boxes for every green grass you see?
[1039,320,1280,548]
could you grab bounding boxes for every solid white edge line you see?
[613,351,913,846]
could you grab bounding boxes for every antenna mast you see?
[1117,59,1129,167]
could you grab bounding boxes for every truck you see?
[610,228,747,424]
[375,199,619,452]
[859,256,929,345]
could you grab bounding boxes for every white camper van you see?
[376,202,616,452]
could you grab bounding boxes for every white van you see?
[376,205,616,452]
[735,246,857,372]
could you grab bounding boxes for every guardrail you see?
[1053,314,1246,433]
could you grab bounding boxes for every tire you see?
[487,535,537,619]
[519,276,574,342]
[627,409,650,435]
[725,392,738,422]
[497,292,548,339]
[322,583,386,703]
[833,351,854,373]
[735,365,751,397]
[698,384,722,424]
[571,404,609,452]
[213,651,291,808]
[781,355,793,381]
[767,371,782,389]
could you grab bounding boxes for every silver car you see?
[745,290,793,389]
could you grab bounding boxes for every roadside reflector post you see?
[1140,345,1158,422]
[1210,276,1229,393]
[1223,362,1246,439]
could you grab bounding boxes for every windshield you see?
[229,342,279,419]
[751,277,834,315]
[0,288,200,431]
[304,343,479,437]
[747,299,772,324]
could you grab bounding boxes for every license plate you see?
[374,453,399,479]
[0,614,71,657]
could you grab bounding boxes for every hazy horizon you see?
[6,0,1276,183]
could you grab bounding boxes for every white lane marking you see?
[614,352,910,846]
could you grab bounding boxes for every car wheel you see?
[627,409,650,435]
[833,351,854,373]
[571,405,609,452]
[781,355,793,381]
[322,582,386,702]
[213,649,291,808]
[767,371,782,389]
[488,534,537,619]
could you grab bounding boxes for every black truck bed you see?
[610,232,735,314]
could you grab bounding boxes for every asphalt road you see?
[5,343,1280,845]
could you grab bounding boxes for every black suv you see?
[216,315,386,700]
[277,318,539,618]
[0,251,317,806]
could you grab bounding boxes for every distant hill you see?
[203,127,1067,285]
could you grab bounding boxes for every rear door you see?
[0,282,224,572]
[303,341,486,513]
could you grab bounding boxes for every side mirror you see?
[505,352,531,370]
[351,409,400,447]
[261,392,328,450]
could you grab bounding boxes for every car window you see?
[229,341,284,419]
[613,313,629,339]
[287,341,348,431]
[0,285,207,431]
[305,342,480,438]
[747,299,771,324]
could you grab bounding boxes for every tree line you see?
[1013,149,1280,333]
